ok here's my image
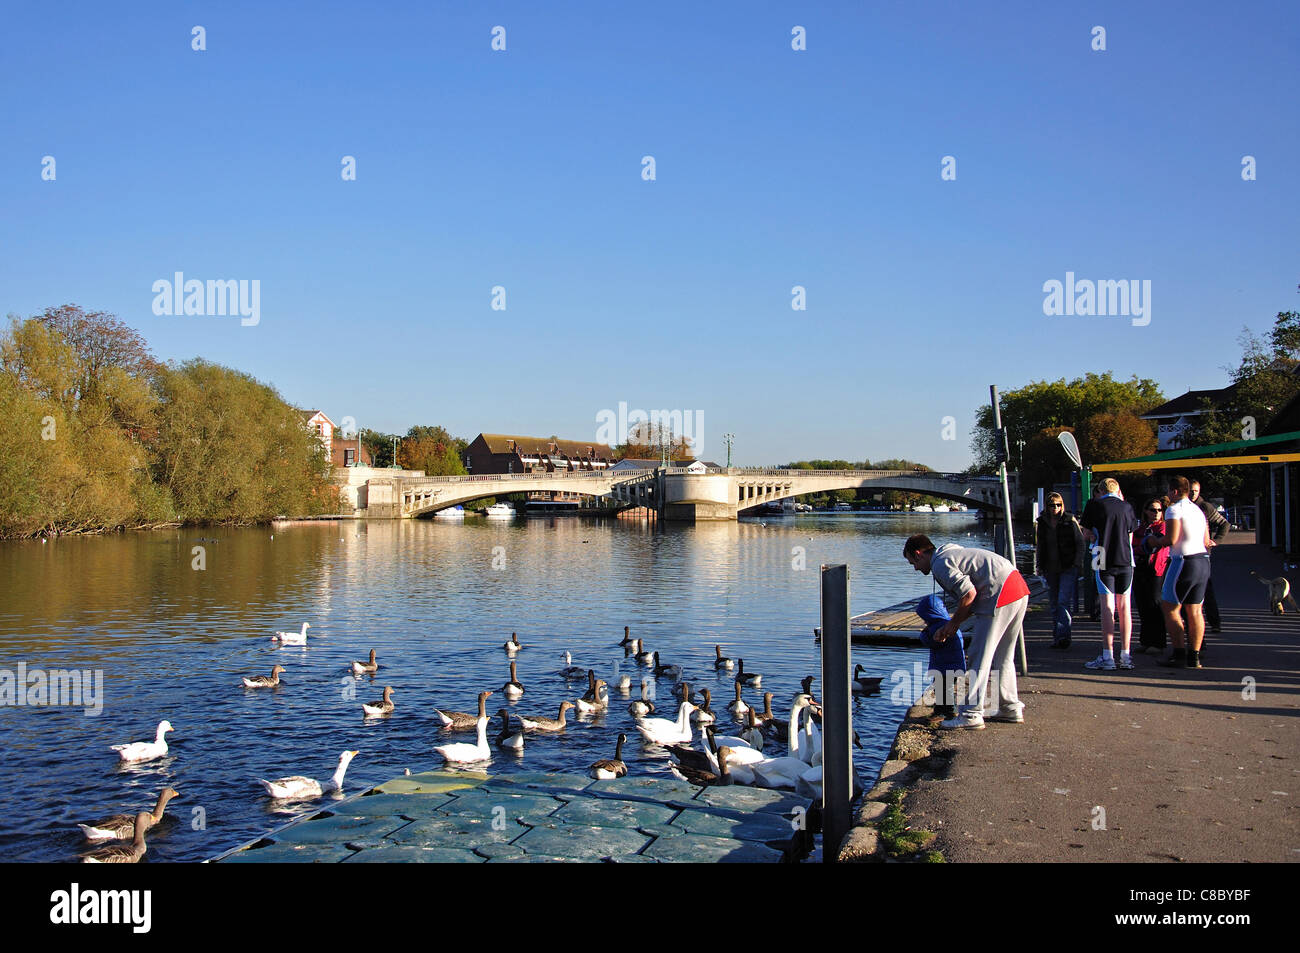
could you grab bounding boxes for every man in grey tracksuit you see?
[904,534,1029,729]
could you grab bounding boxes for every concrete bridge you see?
[340,466,1008,521]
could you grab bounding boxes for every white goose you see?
[258,750,358,799]
[110,721,174,763]
[350,649,378,675]
[703,725,765,765]
[273,622,310,646]
[635,701,696,746]
[435,716,491,764]
[361,686,395,717]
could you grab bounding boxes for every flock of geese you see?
[80,624,884,862]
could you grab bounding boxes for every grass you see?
[877,790,944,862]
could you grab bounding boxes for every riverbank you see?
[841,531,1300,862]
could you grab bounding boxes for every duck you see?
[735,659,762,688]
[588,733,628,779]
[559,652,587,679]
[350,649,378,675]
[494,710,525,750]
[725,681,750,719]
[258,750,359,799]
[501,660,525,699]
[629,680,656,718]
[361,686,395,717]
[434,690,494,730]
[633,639,655,665]
[652,652,682,680]
[714,644,734,670]
[242,664,286,689]
[272,622,310,646]
[691,688,716,725]
[81,813,151,863]
[634,701,696,746]
[853,664,884,694]
[576,679,609,713]
[78,788,179,842]
[110,720,174,763]
[504,632,523,655]
[739,709,765,749]
[434,716,491,764]
[517,701,575,732]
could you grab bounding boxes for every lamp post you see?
[723,432,735,469]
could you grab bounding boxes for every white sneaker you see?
[1085,654,1117,670]
[940,714,985,730]
[986,708,1025,723]
[1116,654,1135,670]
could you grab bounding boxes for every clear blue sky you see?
[4,1,1297,469]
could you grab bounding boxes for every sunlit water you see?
[0,511,994,862]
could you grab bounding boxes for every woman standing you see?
[1133,496,1171,652]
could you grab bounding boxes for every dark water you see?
[0,512,991,862]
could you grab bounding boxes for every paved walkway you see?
[905,532,1300,862]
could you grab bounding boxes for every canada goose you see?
[559,652,587,679]
[634,701,696,746]
[258,750,359,799]
[714,644,734,670]
[739,709,765,749]
[242,665,286,689]
[110,721,174,763]
[691,688,716,725]
[735,659,762,688]
[673,681,694,703]
[504,632,522,654]
[361,686,395,717]
[272,622,310,646]
[434,691,494,730]
[81,813,151,863]
[634,640,654,665]
[853,664,884,694]
[652,652,682,680]
[588,733,628,779]
[435,716,491,764]
[495,709,525,750]
[619,625,635,647]
[502,660,525,699]
[669,747,735,787]
[350,649,378,675]
[79,788,179,842]
[517,701,575,731]
[629,680,656,717]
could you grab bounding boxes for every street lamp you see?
[723,432,735,469]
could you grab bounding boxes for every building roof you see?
[475,433,616,459]
[1140,387,1235,420]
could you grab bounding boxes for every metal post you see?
[820,564,852,863]
[990,386,1026,676]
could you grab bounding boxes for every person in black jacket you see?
[1190,480,1229,634]
[1036,492,1085,648]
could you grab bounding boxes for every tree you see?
[360,429,399,468]
[1077,411,1156,470]
[397,428,467,476]
[615,420,694,461]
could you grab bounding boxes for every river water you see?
[0,511,995,862]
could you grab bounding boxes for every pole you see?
[990,386,1027,676]
[820,564,852,862]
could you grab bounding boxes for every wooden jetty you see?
[211,769,817,863]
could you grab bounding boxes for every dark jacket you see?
[916,594,967,672]
[1194,497,1230,542]
[1036,511,1084,574]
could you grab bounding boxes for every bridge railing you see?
[384,470,632,486]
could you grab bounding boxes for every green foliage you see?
[398,426,468,476]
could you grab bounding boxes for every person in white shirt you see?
[1148,475,1212,669]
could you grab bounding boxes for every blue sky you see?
[4,1,1297,469]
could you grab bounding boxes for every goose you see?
[628,680,656,718]
[634,701,696,746]
[633,640,655,665]
[350,649,378,675]
[361,686,395,717]
[691,688,716,725]
[501,660,525,700]
[714,644,734,670]
[81,813,150,863]
[517,701,575,732]
[619,625,635,647]
[79,788,179,842]
[614,670,632,692]
[735,659,762,688]
[576,679,609,714]
[434,691,494,730]
[753,692,780,727]
[673,681,694,703]
[670,747,740,787]
[494,710,525,750]
[582,669,598,699]
[666,738,714,773]
[559,652,587,679]
[272,622,310,646]
[739,709,765,749]
[242,665,286,689]
[504,632,522,655]
[588,733,628,779]
[434,716,491,764]
[853,664,884,694]
[652,652,682,680]
[110,721,174,763]
[258,750,359,800]
[703,725,765,764]
[725,681,750,719]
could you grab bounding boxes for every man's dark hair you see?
[904,534,936,557]
[1168,475,1191,495]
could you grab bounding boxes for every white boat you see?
[485,503,515,519]
[834,502,853,511]
[912,504,934,513]
[950,502,968,512]
[932,504,950,513]
[433,505,465,519]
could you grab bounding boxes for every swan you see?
[273,622,310,646]
[703,726,765,765]
[652,652,682,680]
[434,716,491,764]
[494,710,525,750]
[242,665,285,689]
[588,733,628,779]
[749,753,811,790]
[517,701,575,731]
[361,686,395,717]
[576,679,609,713]
[725,681,750,719]
[786,694,814,760]
[81,813,151,863]
[110,721,174,763]
[714,644,734,670]
[504,632,522,655]
[258,750,359,799]
[559,652,587,679]
[691,688,715,725]
[735,659,762,688]
[350,649,378,675]
[635,701,696,746]
[853,664,884,694]
[79,788,179,842]
[629,679,656,717]
[434,691,494,730]
[501,660,525,699]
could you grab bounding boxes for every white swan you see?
[258,750,358,799]
[110,721,173,763]
[635,701,696,746]
[434,716,491,764]
[273,622,310,646]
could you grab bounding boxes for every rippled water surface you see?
[0,512,994,862]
